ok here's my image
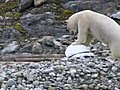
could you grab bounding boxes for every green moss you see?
[5,12,21,19]
[46,0,74,20]
[64,10,73,14]
[56,8,74,20]
[5,12,13,17]
[61,9,74,16]
[51,0,63,4]
[13,12,21,19]
[0,1,18,16]
[14,23,26,33]
[0,26,4,28]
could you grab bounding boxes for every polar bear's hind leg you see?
[110,44,120,59]
[84,33,93,46]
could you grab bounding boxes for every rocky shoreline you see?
[0,56,120,90]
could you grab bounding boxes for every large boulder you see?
[63,0,120,14]
[1,41,19,54]
[20,12,68,38]
[110,11,120,24]
[19,36,66,54]
[18,0,34,12]
[34,0,47,7]
[1,28,22,40]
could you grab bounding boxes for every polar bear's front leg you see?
[72,21,88,45]
[84,34,93,46]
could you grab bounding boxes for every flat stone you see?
[0,77,4,84]
[6,79,16,87]
[17,84,26,90]
[63,84,72,90]
[78,84,88,90]
[111,66,118,72]
[34,87,43,90]
[10,85,16,90]
[91,73,98,78]
[34,0,47,7]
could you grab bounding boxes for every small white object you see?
[5,0,9,3]
[72,53,94,59]
[102,43,107,46]
[34,0,46,6]
[65,45,94,58]
[1,41,19,54]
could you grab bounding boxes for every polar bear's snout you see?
[70,31,75,35]
[66,21,77,35]
[70,29,78,35]
[65,27,69,33]
[67,27,77,35]
[66,27,75,35]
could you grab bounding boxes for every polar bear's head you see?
[66,13,78,35]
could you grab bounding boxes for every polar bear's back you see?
[84,10,120,30]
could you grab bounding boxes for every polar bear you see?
[66,10,120,59]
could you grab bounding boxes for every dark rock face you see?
[20,12,68,38]
[111,12,120,19]
[110,11,120,24]
[64,0,120,14]
[0,0,5,3]
[18,0,120,38]
[1,41,19,54]
[1,28,22,40]
[18,0,34,12]
[19,36,68,54]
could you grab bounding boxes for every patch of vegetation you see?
[47,0,74,20]
[0,1,18,16]
[13,12,21,19]
[24,0,73,20]
[51,0,63,4]
[5,12,21,19]
[57,8,74,20]
[14,23,26,34]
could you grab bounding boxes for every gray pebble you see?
[87,62,95,67]
[49,72,56,77]
[63,84,72,90]
[70,68,77,76]
[111,66,118,72]
[78,84,88,90]
[100,85,108,89]
[48,86,56,90]
[6,79,16,87]
[29,63,40,69]
[33,81,39,86]
[34,87,43,90]
[91,73,98,78]
[109,72,116,77]
[17,84,26,90]
[10,85,16,90]
[0,88,5,90]
[0,77,4,84]
[89,84,95,89]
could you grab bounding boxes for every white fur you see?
[67,10,120,59]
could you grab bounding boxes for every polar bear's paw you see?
[71,40,81,45]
